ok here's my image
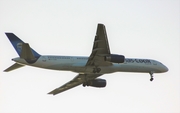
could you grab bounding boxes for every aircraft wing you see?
[48,74,101,95]
[86,24,112,66]
[48,24,110,95]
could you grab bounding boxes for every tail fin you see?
[5,33,40,58]
[4,33,41,72]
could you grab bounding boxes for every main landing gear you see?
[93,67,101,73]
[149,71,154,81]
[83,67,101,87]
[83,74,88,87]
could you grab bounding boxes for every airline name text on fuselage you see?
[125,59,151,64]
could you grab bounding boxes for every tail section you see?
[5,33,40,58]
[4,33,41,72]
[20,43,39,63]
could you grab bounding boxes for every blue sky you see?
[0,1,179,113]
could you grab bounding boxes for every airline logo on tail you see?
[17,43,22,53]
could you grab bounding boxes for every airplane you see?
[4,24,168,95]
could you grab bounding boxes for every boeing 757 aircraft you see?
[4,24,168,95]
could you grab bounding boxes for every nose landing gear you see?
[149,71,154,81]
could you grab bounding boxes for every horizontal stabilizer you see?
[4,63,24,72]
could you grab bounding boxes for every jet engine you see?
[83,79,106,87]
[104,54,125,63]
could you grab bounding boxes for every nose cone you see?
[162,65,169,72]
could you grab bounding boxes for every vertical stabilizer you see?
[4,33,41,72]
[5,33,40,58]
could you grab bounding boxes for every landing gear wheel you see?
[97,68,101,73]
[150,78,154,81]
[93,67,101,73]
[149,71,154,82]
[93,69,96,73]
[83,74,88,87]
[83,83,86,87]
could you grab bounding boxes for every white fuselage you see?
[12,55,168,74]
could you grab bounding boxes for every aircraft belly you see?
[80,66,115,74]
[117,63,156,73]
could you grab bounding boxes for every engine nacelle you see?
[104,54,125,63]
[83,79,106,88]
